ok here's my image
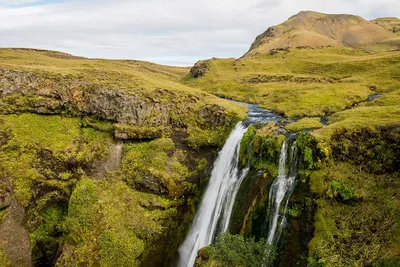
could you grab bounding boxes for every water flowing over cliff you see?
[266,140,299,246]
[178,122,249,267]
[178,104,282,267]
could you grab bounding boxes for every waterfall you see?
[178,122,250,267]
[265,140,299,246]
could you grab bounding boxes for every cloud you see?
[0,0,399,65]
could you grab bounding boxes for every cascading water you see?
[178,103,283,267]
[265,140,299,246]
[178,122,250,267]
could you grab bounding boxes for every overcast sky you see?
[0,0,399,65]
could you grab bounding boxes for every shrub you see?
[204,233,276,267]
[331,180,357,201]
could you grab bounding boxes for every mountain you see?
[371,17,400,36]
[245,11,400,57]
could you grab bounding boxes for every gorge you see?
[0,10,399,267]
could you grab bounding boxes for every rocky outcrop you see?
[0,179,11,210]
[190,60,209,78]
[0,199,32,267]
[244,74,335,84]
[0,68,234,140]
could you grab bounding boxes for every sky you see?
[0,0,399,66]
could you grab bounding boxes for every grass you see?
[285,118,324,132]
[184,47,400,118]
[312,106,400,141]
[0,48,247,121]
[308,162,400,266]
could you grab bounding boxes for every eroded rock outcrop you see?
[0,68,238,143]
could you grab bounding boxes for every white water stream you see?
[178,122,249,267]
[178,103,285,267]
[266,140,299,246]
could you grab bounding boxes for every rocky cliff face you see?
[0,68,230,132]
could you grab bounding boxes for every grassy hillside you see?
[0,48,246,117]
[371,17,400,36]
[185,44,400,266]
[244,11,400,56]
[185,47,400,119]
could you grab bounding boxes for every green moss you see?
[0,245,11,267]
[186,122,237,149]
[0,114,81,160]
[99,229,144,267]
[114,124,167,140]
[59,178,100,266]
[239,126,257,166]
[122,138,190,197]
[0,114,113,206]
[296,132,322,170]
[82,116,114,133]
[59,178,186,266]
[30,206,67,265]
[285,117,324,132]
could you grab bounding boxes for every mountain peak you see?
[245,11,400,57]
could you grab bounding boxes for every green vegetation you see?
[0,245,11,267]
[122,138,191,197]
[285,117,324,132]
[312,106,400,141]
[296,132,321,170]
[330,180,357,201]
[114,124,167,140]
[1,40,400,267]
[184,47,400,118]
[0,113,112,206]
[58,177,187,266]
[308,161,399,266]
[30,206,67,265]
[186,104,245,149]
[239,124,285,175]
[196,233,276,267]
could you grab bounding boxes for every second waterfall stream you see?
[178,104,298,267]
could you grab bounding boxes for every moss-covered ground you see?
[0,112,214,266]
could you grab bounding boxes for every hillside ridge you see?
[245,11,400,56]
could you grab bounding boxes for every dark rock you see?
[0,179,11,210]
[190,61,209,78]
[0,192,11,210]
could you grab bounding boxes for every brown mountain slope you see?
[245,11,400,56]
[371,17,400,36]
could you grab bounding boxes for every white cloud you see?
[0,0,399,65]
